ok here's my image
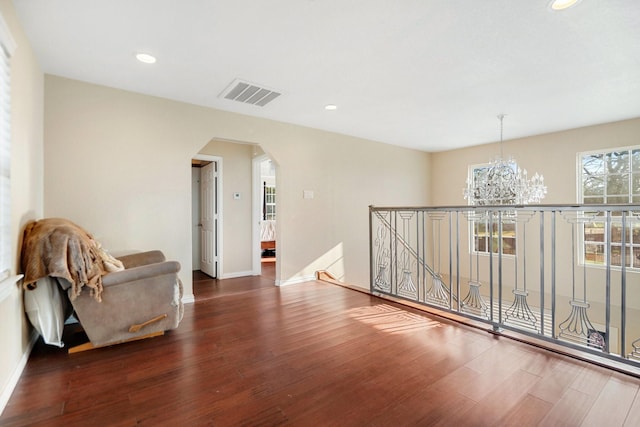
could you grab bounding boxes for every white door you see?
[200,161,217,277]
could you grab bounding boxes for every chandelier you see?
[463,115,547,206]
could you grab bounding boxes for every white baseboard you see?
[0,330,39,416]
[220,270,254,280]
[276,275,316,287]
[181,293,195,304]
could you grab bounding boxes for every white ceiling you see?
[13,0,640,152]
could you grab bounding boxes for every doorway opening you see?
[253,155,277,280]
[192,155,221,280]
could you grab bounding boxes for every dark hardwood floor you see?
[3,267,640,426]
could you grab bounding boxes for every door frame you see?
[252,154,277,276]
[252,155,265,275]
[193,154,223,279]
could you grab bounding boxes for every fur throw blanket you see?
[21,218,124,301]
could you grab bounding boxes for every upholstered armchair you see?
[67,250,183,352]
[21,218,183,352]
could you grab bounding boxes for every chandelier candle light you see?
[463,115,547,206]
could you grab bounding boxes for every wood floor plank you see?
[539,388,596,426]
[3,271,640,426]
[428,342,536,403]
[623,389,640,426]
[569,360,612,396]
[0,403,65,427]
[371,388,477,427]
[446,368,541,425]
[581,376,640,426]
[497,394,553,426]
[521,350,564,377]
[527,357,584,403]
[284,343,446,425]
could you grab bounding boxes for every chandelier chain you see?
[498,113,505,158]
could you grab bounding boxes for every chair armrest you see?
[116,250,166,269]
[102,261,180,287]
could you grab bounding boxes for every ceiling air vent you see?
[220,79,281,107]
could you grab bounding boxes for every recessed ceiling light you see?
[549,0,582,11]
[135,53,156,64]
[325,104,337,110]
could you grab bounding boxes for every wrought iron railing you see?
[369,204,640,369]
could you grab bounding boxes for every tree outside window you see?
[473,219,516,255]
[580,148,640,268]
[468,164,516,256]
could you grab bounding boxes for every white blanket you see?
[260,220,276,241]
[24,277,73,347]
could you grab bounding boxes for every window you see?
[0,14,15,282]
[579,147,640,268]
[263,182,276,220]
[581,149,640,204]
[260,159,276,221]
[468,164,516,255]
[472,219,516,255]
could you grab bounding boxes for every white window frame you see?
[577,146,640,270]
[263,183,276,221]
[467,163,517,257]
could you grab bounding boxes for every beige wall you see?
[44,75,431,297]
[0,0,43,411]
[431,117,640,206]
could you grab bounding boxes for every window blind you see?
[0,14,15,282]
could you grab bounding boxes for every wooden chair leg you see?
[68,331,165,354]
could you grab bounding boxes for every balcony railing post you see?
[488,210,494,325]
[619,211,626,356]
[369,205,376,293]
[392,210,397,296]
[606,211,611,354]
[539,210,545,336]
[419,210,425,303]
[455,211,460,311]
[551,211,556,339]
[448,211,453,309]
[497,210,504,330]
